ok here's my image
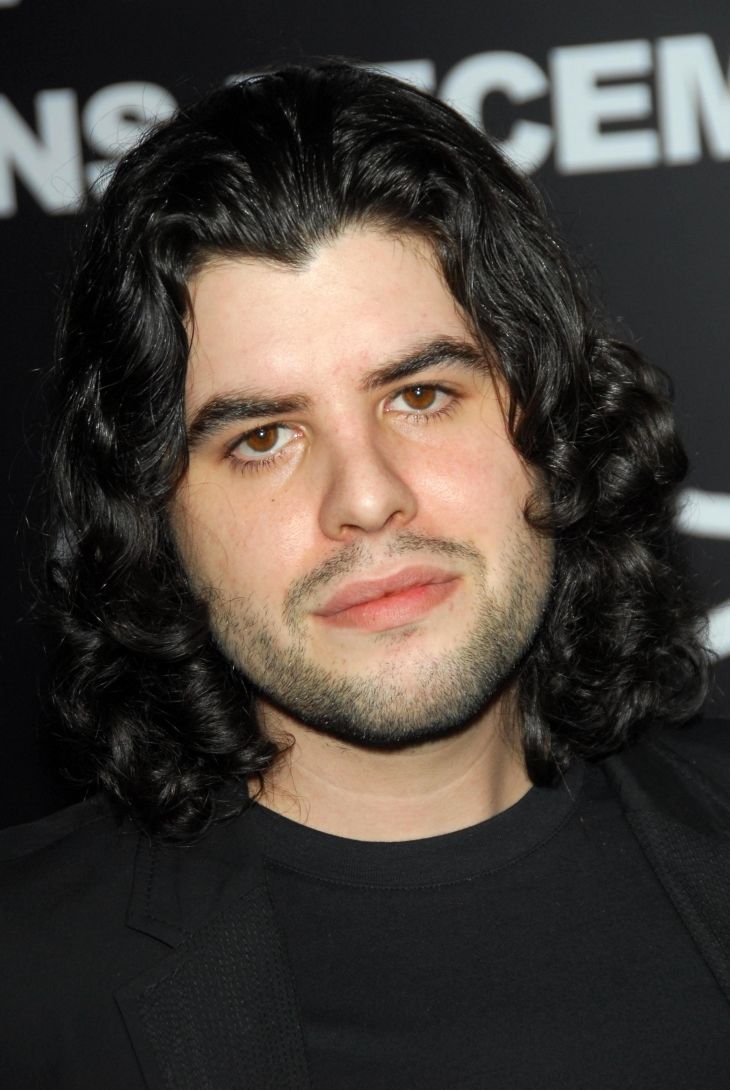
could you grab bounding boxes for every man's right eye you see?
[230,423,299,465]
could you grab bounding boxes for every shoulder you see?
[0,792,137,878]
[0,793,140,942]
[601,716,730,828]
[0,799,157,1085]
[644,717,730,790]
[0,792,121,862]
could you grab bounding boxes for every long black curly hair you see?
[44,61,709,839]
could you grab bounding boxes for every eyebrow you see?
[186,336,486,448]
[187,395,309,448]
[361,337,485,390]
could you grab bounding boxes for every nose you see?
[318,428,418,541]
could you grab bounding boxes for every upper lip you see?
[315,565,458,617]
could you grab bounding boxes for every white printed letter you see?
[439,51,552,173]
[657,34,730,164]
[552,40,659,173]
[83,83,177,193]
[0,90,82,216]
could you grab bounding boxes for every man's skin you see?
[171,228,554,841]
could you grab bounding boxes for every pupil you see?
[408,386,435,409]
[248,426,277,452]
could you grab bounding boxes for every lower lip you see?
[317,579,460,631]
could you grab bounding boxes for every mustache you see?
[282,531,485,625]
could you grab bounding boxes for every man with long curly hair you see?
[2,62,729,1088]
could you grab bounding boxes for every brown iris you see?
[401,385,437,410]
[245,425,280,453]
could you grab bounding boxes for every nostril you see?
[318,455,418,540]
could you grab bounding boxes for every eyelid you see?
[385,382,457,411]
[227,421,300,461]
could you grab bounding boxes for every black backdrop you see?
[1,0,728,829]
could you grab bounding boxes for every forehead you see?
[184,229,472,410]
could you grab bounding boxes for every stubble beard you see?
[197,527,554,751]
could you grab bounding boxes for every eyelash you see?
[387,385,457,424]
[226,383,459,474]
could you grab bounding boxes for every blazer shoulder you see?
[648,717,730,787]
[0,793,120,863]
[0,792,140,919]
[604,717,730,830]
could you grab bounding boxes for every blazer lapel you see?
[115,812,311,1090]
[603,732,730,1004]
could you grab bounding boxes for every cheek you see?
[406,433,533,540]
[169,486,236,590]
[172,474,320,598]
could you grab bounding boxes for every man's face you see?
[171,228,553,747]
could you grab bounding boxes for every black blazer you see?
[1,719,729,1089]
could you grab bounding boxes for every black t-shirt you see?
[248,761,730,1088]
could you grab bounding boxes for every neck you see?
[253,696,531,841]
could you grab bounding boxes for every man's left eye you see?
[389,385,448,412]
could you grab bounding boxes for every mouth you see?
[314,566,461,631]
